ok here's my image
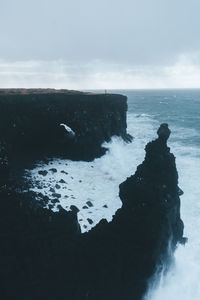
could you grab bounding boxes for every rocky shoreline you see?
[0,90,184,300]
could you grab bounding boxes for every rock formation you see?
[76,123,184,300]
[0,122,184,300]
[0,89,132,163]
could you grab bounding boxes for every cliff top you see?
[0,89,108,96]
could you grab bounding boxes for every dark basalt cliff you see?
[0,89,131,163]
[0,120,184,300]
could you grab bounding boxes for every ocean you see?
[26,89,200,299]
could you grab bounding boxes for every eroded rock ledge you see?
[0,124,184,300]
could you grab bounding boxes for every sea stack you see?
[76,123,184,300]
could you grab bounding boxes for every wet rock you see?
[178,187,184,196]
[87,218,93,224]
[59,179,66,184]
[51,198,59,204]
[48,204,54,209]
[157,123,171,142]
[86,201,93,207]
[57,204,63,211]
[52,193,61,198]
[61,170,68,175]
[70,205,79,213]
[38,170,48,176]
[49,168,57,173]
[82,206,88,209]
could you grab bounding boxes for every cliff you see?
[0,89,131,163]
[0,123,184,300]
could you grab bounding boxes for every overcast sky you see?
[0,0,200,89]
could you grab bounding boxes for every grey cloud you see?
[0,0,200,65]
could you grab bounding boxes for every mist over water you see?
[26,90,200,298]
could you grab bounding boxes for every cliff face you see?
[78,124,184,300]
[0,89,131,162]
[0,123,184,300]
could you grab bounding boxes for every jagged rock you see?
[157,123,171,142]
[87,218,93,224]
[59,179,66,183]
[82,205,88,209]
[48,204,54,209]
[52,193,61,198]
[38,170,48,176]
[51,198,59,204]
[86,201,93,207]
[61,170,68,174]
[55,184,61,189]
[49,168,57,173]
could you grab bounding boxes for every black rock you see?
[70,205,79,213]
[61,170,68,175]
[51,198,59,204]
[86,201,93,207]
[38,170,48,176]
[55,184,61,189]
[87,218,93,224]
[52,193,61,198]
[59,179,66,184]
[49,168,57,173]
[48,204,54,209]
[82,206,88,209]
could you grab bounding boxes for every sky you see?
[0,0,200,89]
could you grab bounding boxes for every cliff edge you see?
[0,89,131,163]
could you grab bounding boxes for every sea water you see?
[26,89,200,299]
